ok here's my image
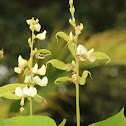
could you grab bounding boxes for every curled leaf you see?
[56,32,69,42]
[46,59,71,70]
[55,77,71,84]
[79,70,92,85]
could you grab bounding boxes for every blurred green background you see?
[1,0,126,126]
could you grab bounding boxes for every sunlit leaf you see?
[59,118,67,126]
[0,84,27,100]
[93,52,111,65]
[56,32,69,42]
[1,92,20,100]
[89,107,126,126]
[55,77,71,84]
[0,116,56,126]
[47,59,71,70]
[79,70,91,85]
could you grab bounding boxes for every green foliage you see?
[47,59,71,70]
[89,108,126,126]
[0,116,56,126]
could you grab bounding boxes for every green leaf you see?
[37,49,51,55]
[0,116,56,126]
[89,107,126,126]
[55,77,71,84]
[93,52,111,65]
[34,94,45,103]
[1,92,21,100]
[79,70,91,85]
[47,59,71,70]
[56,31,69,42]
[59,118,67,126]
[0,84,27,100]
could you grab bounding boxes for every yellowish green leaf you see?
[79,70,92,85]
[47,59,71,70]
[56,32,69,42]
[55,77,71,84]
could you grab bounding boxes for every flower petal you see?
[18,55,27,66]
[39,76,48,86]
[33,76,41,84]
[36,30,47,40]
[37,64,46,75]
[31,87,37,97]
[15,87,23,97]
[14,67,22,74]
[76,44,87,55]
[23,87,29,95]
[32,63,38,73]
[24,75,31,83]
[34,23,41,32]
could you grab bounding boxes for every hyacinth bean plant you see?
[46,0,110,126]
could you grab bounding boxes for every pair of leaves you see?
[89,108,126,126]
[55,70,91,85]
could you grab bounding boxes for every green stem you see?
[30,98,32,116]
[75,61,80,126]
[29,30,34,115]
[76,83,80,126]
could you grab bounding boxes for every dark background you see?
[0,0,126,126]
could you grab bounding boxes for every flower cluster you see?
[14,17,48,112]
[26,17,47,40]
[76,44,96,62]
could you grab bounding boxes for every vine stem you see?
[75,61,80,126]
[76,83,80,126]
[30,98,33,116]
[29,30,34,115]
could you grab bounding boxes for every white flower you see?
[27,86,37,97]
[15,86,37,98]
[86,48,96,62]
[32,63,38,73]
[14,67,23,74]
[36,30,47,40]
[37,65,46,75]
[26,18,39,25]
[29,23,41,32]
[33,76,48,86]
[18,55,27,66]
[15,87,24,97]
[39,76,48,86]
[34,23,41,32]
[76,44,87,55]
